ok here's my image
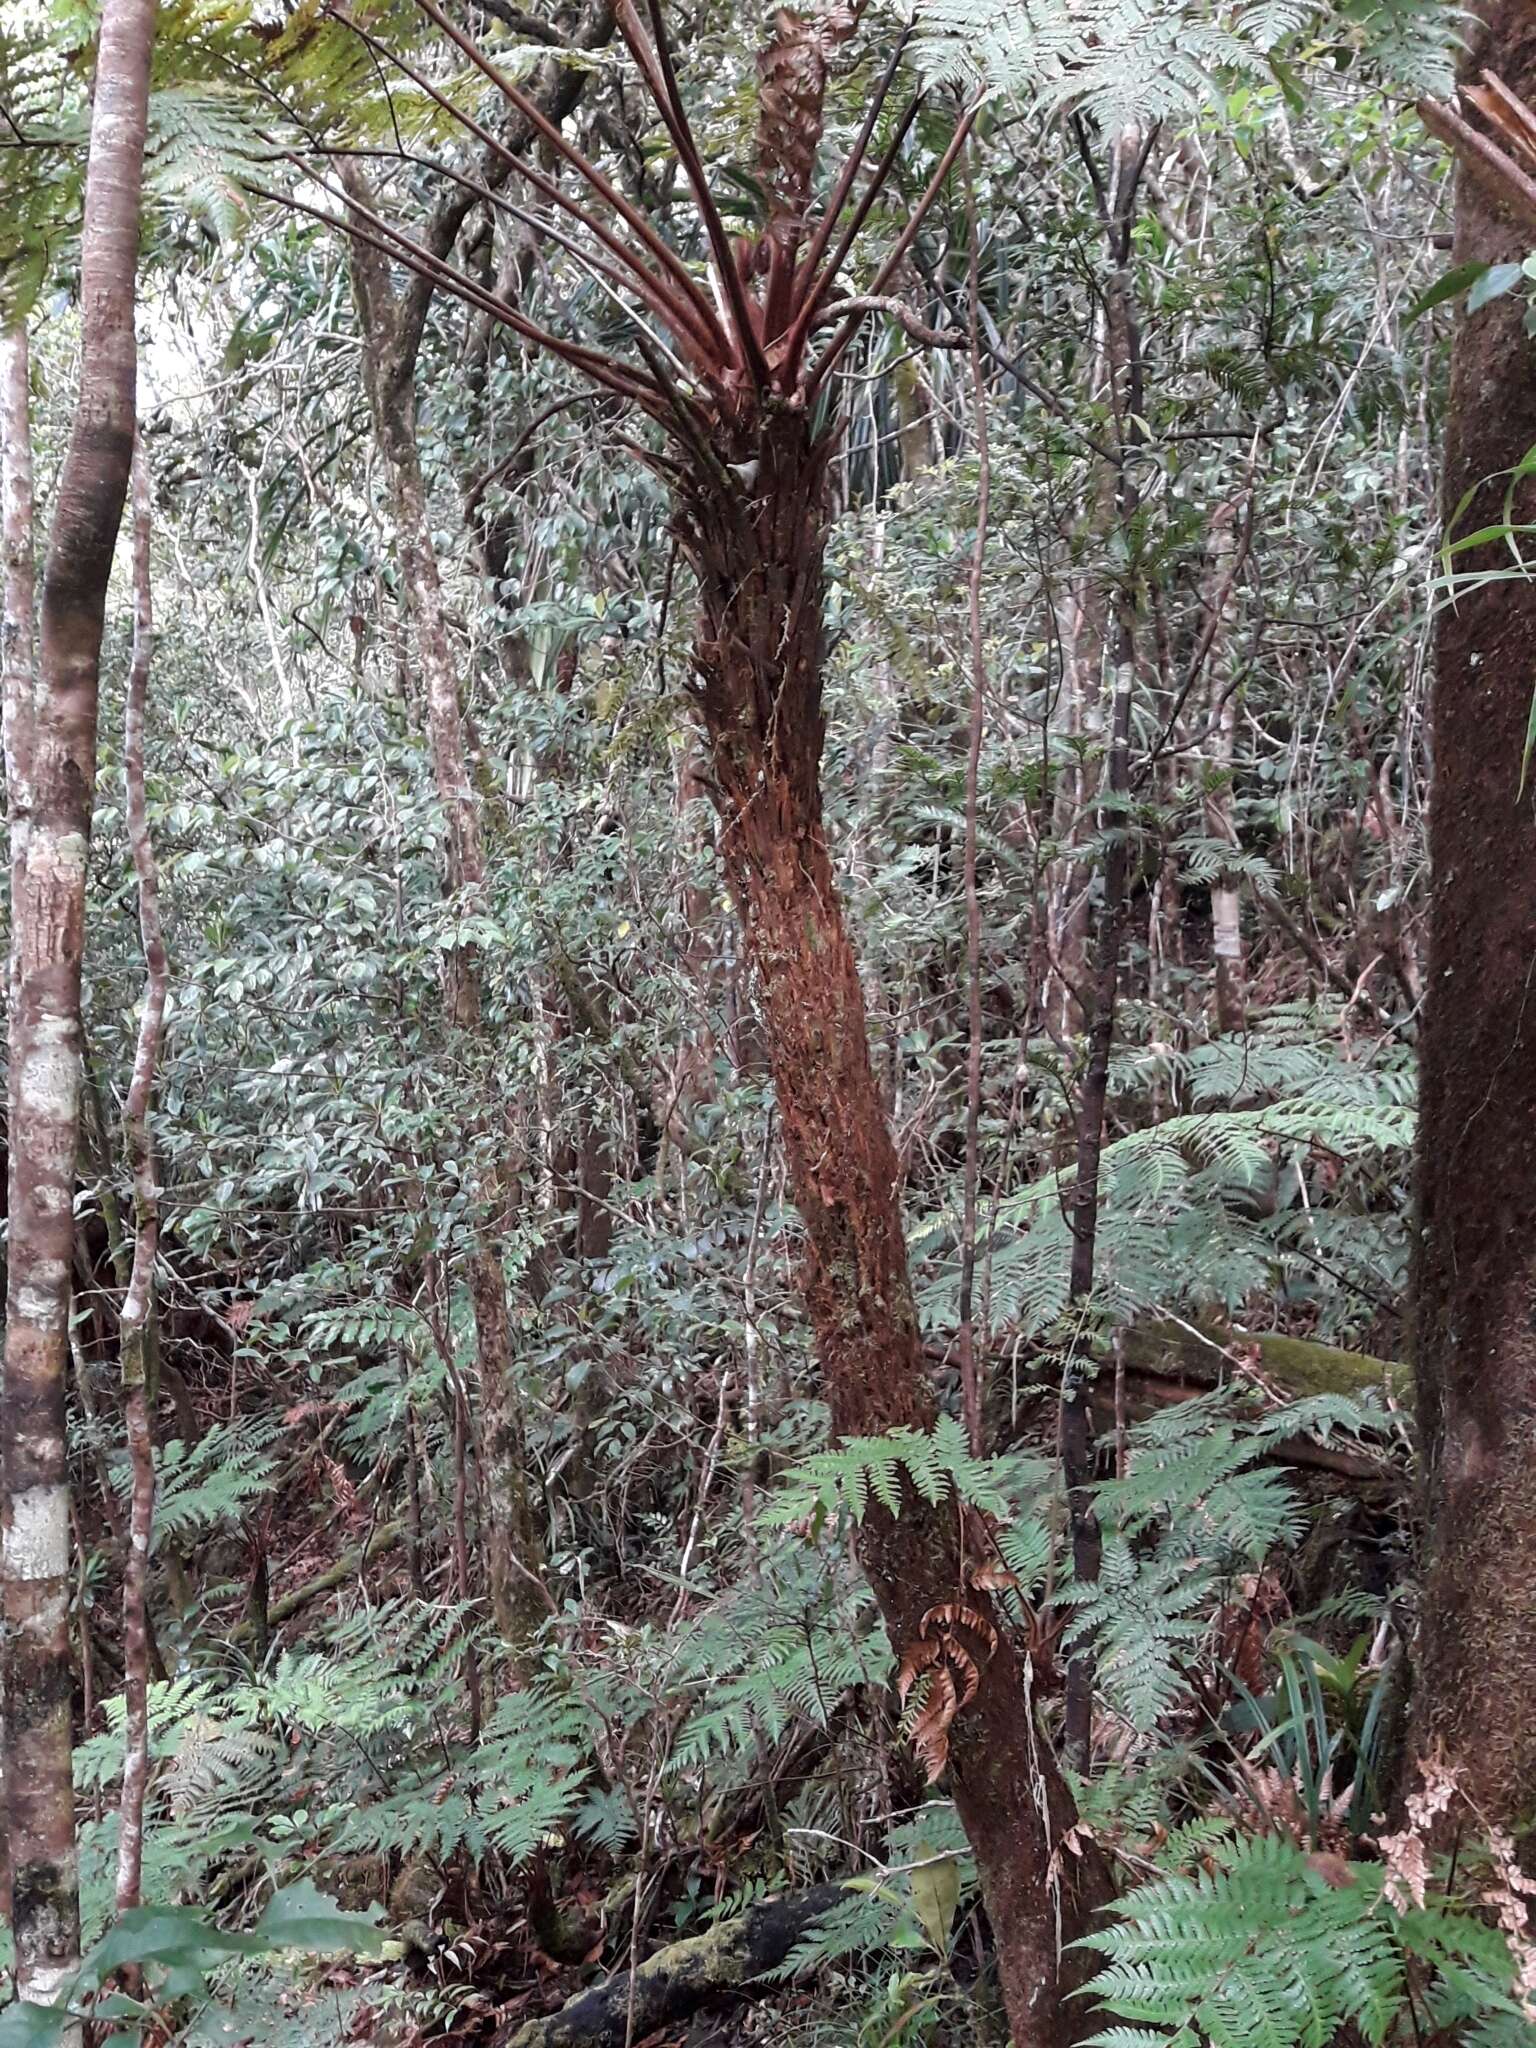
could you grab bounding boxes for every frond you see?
[130,1415,278,1550]
[1082,1835,1405,2048]
[911,0,1459,116]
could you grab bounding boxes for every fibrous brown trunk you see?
[1411,0,1536,1825]
[680,413,1097,2047]
[3,0,155,2011]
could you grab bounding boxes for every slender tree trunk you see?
[1061,122,1147,1767]
[4,0,154,2011]
[115,439,165,1915]
[334,17,616,1646]
[0,316,36,1952]
[1202,502,1247,1036]
[2,326,35,1068]
[345,188,547,1648]
[681,411,1099,2048]
[955,153,990,1460]
[1411,0,1536,1825]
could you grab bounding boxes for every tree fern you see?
[762,1412,1025,1527]
[911,0,1457,120]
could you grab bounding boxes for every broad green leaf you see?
[1408,260,1488,322]
[253,1880,385,1955]
[909,1853,960,1959]
[0,2004,74,2047]
[86,1906,260,1987]
[1468,262,1525,313]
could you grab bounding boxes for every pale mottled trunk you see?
[2,325,35,1043]
[345,183,546,1647]
[5,0,155,2014]
[115,439,164,1915]
[1202,504,1246,1035]
[1,318,36,1947]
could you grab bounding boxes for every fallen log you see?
[227,1520,406,1644]
[977,1319,1405,1482]
[1117,1320,1406,1404]
[499,1883,850,2048]
[1105,1322,1404,1481]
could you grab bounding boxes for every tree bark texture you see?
[0,312,37,1952]
[1061,123,1146,1767]
[2,325,36,1069]
[679,412,1098,2048]
[1412,0,1536,1826]
[4,0,155,2010]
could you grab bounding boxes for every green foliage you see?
[122,1417,276,1552]
[1223,1630,1393,1842]
[1069,1391,1386,1732]
[762,1413,1027,1528]
[0,6,1465,2041]
[0,0,272,318]
[918,0,1309,123]
[912,0,1455,122]
[918,1010,1412,1347]
[0,1883,382,2045]
[1080,1833,1534,2048]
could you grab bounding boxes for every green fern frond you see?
[130,1416,277,1550]
[762,1415,1022,1528]
[1082,1835,1403,2048]
[912,0,1457,118]
[914,0,1314,124]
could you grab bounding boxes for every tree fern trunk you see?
[680,410,1100,2046]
